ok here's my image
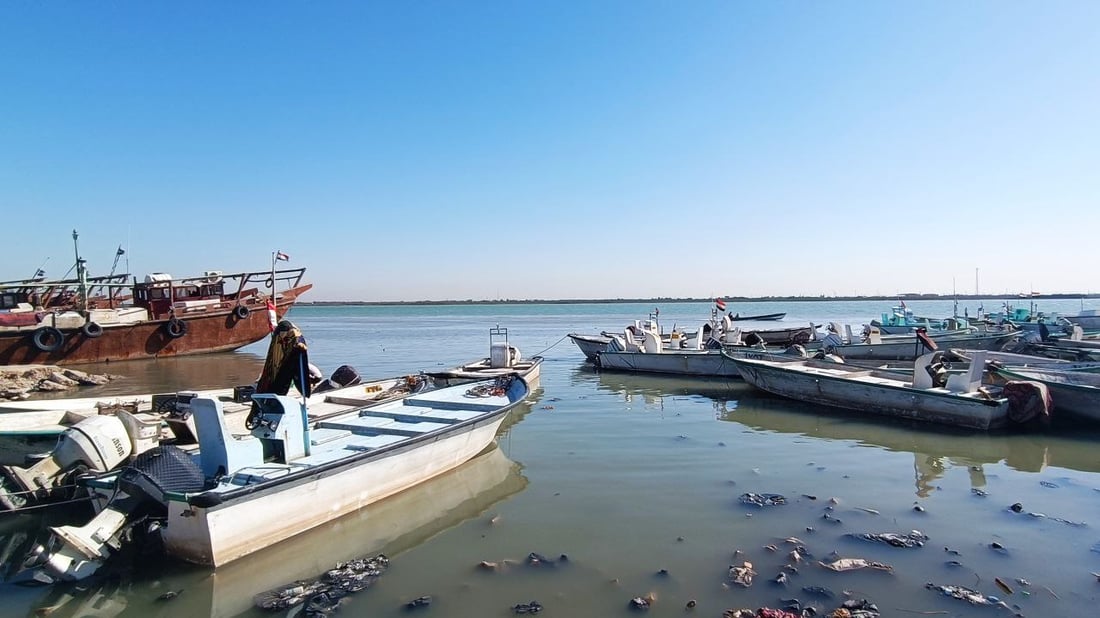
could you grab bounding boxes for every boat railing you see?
[2,268,308,314]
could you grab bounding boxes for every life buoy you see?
[32,326,64,352]
[82,321,104,338]
[166,317,188,338]
[233,305,251,320]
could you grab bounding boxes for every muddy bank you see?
[0,365,121,400]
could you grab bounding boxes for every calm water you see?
[3,299,1100,617]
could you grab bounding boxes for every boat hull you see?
[832,332,1014,361]
[596,349,741,377]
[162,408,510,566]
[997,368,1100,423]
[568,334,611,362]
[733,358,1009,430]
[0,285,311,365]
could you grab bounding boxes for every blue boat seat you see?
[191,397,264,479]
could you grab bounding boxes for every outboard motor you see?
[0,412,160,511]
[314,364,362,394]
[28,445,206,581]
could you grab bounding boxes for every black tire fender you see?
[233,305,250,320]
[166,317,188,338]
[32,326,64,352]
[82,321,104,338]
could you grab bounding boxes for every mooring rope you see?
[530,333,570,358]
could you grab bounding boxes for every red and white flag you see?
[715,298,727,312]
[275,251,290,262]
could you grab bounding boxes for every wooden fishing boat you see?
[32,372,529,580]
[0,239,311,365]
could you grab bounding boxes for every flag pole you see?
[270,251,277,311]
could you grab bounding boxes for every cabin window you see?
[0,293,23,309]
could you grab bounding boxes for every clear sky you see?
[2,2,1097,301]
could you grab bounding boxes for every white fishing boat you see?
[31,371,529,580]
[728,350,1049,430]
[0,370,431,509]
[993,366,1100,423]
[427,326,542,388]
[826,328,1016,361]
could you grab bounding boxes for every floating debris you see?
[818,558,893,573]
[254,554,389,611]
[405,595,432,609]
[513,600,543,614]
[728,562,756,587]
[525,552,567,567]
[157,590,183,601]
[802,584,835,598]
[848,530,928,548]
[740,493,787,507]
[855,507,880,515]
[1040,480,1060,489]
[994,577,1014,595]
[925,582,1007,607]
[971,488,988,497]
[629,592,657,611]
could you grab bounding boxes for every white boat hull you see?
[596,349,740,377]
[163,412,508,566]
[568,334,611,361]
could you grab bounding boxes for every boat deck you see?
[212,384,516,488]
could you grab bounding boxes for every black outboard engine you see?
[314,365,362,394]
[29,445,206,581]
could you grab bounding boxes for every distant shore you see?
[298,293,1097,307]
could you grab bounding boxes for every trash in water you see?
[818,557,893,572]
[254,554,389,611]
[728,562,756,587]
[925,582,1008,607]
[739,493,787,507]
[849,530,928,548]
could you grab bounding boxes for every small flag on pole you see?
[715,298,727,312]
[275,251,290,262]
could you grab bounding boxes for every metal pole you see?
[72,229,88,310]
[271,251,277,310]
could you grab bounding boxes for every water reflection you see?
[38,352,268,401]
[579,364,1100,497]
[8,446,527,618]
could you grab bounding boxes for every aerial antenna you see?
[108,245,126,277]
[30,257,50,281]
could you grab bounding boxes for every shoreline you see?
[297,293,1098,307]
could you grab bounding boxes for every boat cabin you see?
[133,273,228,318]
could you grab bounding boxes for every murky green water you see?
[3,300,1099,617]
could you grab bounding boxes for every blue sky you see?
[2,2,1097,301]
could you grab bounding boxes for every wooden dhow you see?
[0,236,311,365]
